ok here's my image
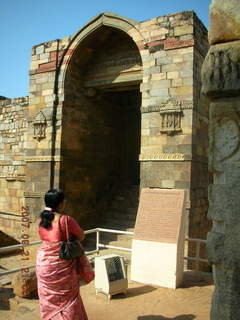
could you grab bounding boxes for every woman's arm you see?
[67,216,85,241]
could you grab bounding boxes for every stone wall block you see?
[174,25,194,36]
[202,41,240,97]
[35,45,44,55]
[209,0,240,44]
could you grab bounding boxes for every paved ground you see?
[0,270,213,320]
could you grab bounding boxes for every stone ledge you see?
[141,100,193,113]
[24,192,44,198]
[139,153,191,161]
[25,155,61,162]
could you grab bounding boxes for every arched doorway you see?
[60,25,142,228]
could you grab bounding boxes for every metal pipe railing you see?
[0,240,42,254]
[0,228,208,276]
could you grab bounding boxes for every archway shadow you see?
[138,314,196,320]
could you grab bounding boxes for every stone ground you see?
[0,250,213,320]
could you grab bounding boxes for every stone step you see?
[88,184,138,254]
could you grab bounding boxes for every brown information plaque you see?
[134,188,185,243]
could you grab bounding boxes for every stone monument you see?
[202,0,240,318]
[131,188,186,289]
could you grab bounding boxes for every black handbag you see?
[59,215,85,260]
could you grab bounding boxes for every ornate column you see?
[202,0,240,319]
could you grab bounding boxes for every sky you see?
[1,0,211,98]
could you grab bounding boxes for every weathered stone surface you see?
[208,99,240,172]
[202,0,240,317]
[211,265,240,319]
[0,97,28,213]
[209,0,240,44]
[12,270,37,298]
[202,41,240,97]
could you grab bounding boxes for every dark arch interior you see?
[60,26,142,228]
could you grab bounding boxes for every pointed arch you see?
[58,12,145,88]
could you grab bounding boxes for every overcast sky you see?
[1,0,211,98]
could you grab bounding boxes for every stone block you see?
[12,270,37,298]
[183,77,193,86]
[151,73,166,80]
[30,61,39,70]
[202,41,240,97]
[169,86,193,96]
[165,39,194,51]
[153,51,167,59]
[175,181,190,189]
[149,66,161,74]
[167,71,179,79]
[140,83,150,92]
[161,63,178,72]
[172,56,184,63]
[151,80,171,89]
[174,25,194,36]
[180,70,193,78]
[172,78,183,87]
[156,57,172,65]
[151,28,169,37]
[161,180,175,188]
[149,88,169,97]
[35,45,44,54]
[209,0,240,44]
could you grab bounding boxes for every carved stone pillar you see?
[202,0,240,319]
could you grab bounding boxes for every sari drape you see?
[36,240,88,320]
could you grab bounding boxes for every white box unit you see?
[95,254,128,299]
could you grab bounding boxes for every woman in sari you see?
[36,189,88,320]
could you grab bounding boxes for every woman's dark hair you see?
[39,189,65,229]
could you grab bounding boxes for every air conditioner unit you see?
[95,254,128,299]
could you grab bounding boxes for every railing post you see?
[96,229,100,254]
[195,241,200,270]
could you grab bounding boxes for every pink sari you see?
[36,217,88,320]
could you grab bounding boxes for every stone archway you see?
[59,24,143,228]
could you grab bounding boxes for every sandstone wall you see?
[138,12,210,269]
[189,19,211,269]
[0,97,29,240]
[0,97,28,213]
[0,12,211,265]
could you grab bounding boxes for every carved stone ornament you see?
[201,41,240,97]
[158,99,183,135]
[214,116,240,161]
[141,98,192,113]
[160,111,183,135]
[33,111,46,141]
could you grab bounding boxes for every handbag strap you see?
[58,215,70,241]
[64,215,70,240]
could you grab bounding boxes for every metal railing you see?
[0,228,207,276]
[184,238,208,269]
